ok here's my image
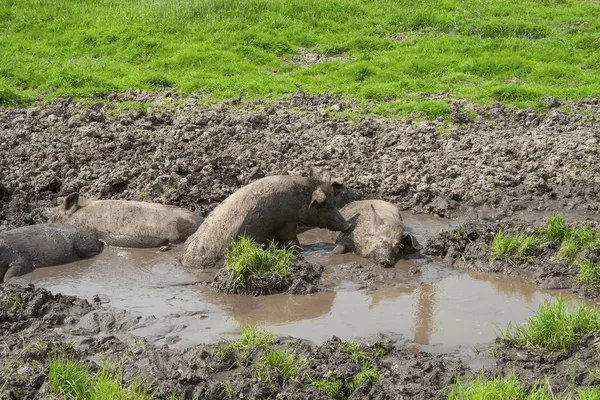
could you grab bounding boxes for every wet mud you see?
[2,93,600,398]
[1,92,599,232]
[210,258,323,296]
[427,218,600,297]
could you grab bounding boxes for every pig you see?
[0,223,103,282]
[332,200,421,267]
[50,194,203,248]
[181,167,353,269]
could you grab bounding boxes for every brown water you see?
[11,212,596,352]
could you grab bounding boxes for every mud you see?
[2,92,600,398]
[426,219,600,297]
[1,92,599,232]
[1,284,470,400]
[210,258,323,296]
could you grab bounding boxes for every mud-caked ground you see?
[1,92,599,230]
[2,92,600,398]
[426,220,600,297]
[3,284,600,399]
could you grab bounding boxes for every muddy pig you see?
[181,167,353,269]
[332,200,421,267]
[50,194,203,247]
[0,223,103,282]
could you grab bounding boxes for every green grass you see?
[0,293,21,312]
[48,357,156,400]
[447,373,562,400]
[2,0,600,115]
[311,340,381,399]
[255,347,308,384]
[490,214,600,288]
[224,235,297,291]
[497,297,600,351]
[212,325,275,365]
[491,230,539,261]
[448,372,600,400]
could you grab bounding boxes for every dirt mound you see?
[425,221,600,296]
[2,93,599,231]
[210,259,323,296]
[492,334,600,393]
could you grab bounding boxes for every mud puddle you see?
[11,213,595,353]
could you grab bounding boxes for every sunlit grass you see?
[2,0,600,115]
[497,297,600,351]
[48,357,158,400]
[211,325,275,365]
[224,235,297,291]
[491,230,538,261]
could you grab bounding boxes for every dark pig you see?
[0,223,103,282]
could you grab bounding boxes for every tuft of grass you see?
[491,230,539,261]
[255,347,308,384]
[538,213,570,243]
[447,372,553,400]
[224,235,297,290]
[498,297,600,351]
[48,357,157,400]
[212,325,275,365]
[0,294,21,312]
[575,259,600,287]
[312,340,380,399]
[313,378,346,400]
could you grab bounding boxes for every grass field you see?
[2,0,600,115]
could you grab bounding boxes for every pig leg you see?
[3,262,29,282]
[332,238,354,254]
[274,222,301,250]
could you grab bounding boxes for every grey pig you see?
[0,223,103,282]
[332,200,421,267]
[49,194,203,248]
[181,167,353,269]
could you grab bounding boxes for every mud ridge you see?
[1,92,600,231]
[210,259,323,296]
[426,221,600,297]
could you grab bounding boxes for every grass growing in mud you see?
[448,372,600,399]
[497,297,600,351]
[3,0,600,115]
[491,213,600,288]
[48,357,157,400]
[224,235,297,291]
[211,326,384,398]
[310,339,382,399]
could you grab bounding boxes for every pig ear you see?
[64,192,79,211]
[370,204,384,226]
[309,187,327,208]
[401,233,422,253]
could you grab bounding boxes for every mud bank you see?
[1,92,599,231]
[426,220,600,297]
[3,284,600,399]
[0,284,469,399]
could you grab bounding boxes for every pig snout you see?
[323,210,353,233]
[371,243,396,268]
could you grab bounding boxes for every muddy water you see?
[10,212,596,351]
